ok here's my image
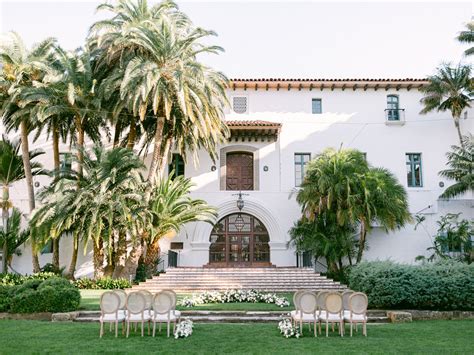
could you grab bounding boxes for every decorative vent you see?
[232,96,248,114]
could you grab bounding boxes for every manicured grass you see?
[0,320,472,354]
[79,290,294,311]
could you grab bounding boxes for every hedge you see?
[73,277,132,290]
[1,277,81,313]
[348,260,474,310]
[0,272,58,286]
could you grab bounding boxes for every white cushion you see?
[127,313,151,321]
[100,313,126,322]
[322,313,343,321]
[151,313,177,322]
[173,310,181,318]
[344,313,367,321]
[291,312,318,321]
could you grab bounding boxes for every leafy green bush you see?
[73,277,131,290]
[349,260,474,310]
[0,272,58,286]
[0,285,14,312]
[7,277,80,313]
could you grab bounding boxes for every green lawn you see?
[0,320,472,354]
[79,290,294,311]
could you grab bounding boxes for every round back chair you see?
[325,292,343,314]
[126,292,146,315]
[293,290,305,310]
[298,291,318,315]
[349,292,368,314]
[342,290,354,310]
[139,290,154,311]
[100,291,120,314]
[161,289,177,309]
[114,289,127,310]
[317,291,329,310]
[152,291,173,315]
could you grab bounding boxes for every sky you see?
[0,0,472,78]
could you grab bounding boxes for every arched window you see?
[209,213,270,266]
[386,95,400,121]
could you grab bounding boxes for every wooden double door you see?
[209,213,271,267]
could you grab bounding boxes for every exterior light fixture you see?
[211,165,217,171]
[233,191,249,232]
[263,165,269,172]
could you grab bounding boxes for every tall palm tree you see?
[90,0,229,184]
[0,32,55,272]
[458,22,474,56]
[297,148,411,263]
[420,63,473,146]
[0,135,44,272]
[439,135,474,199]
[143,174,216,276]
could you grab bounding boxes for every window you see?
[295,153,311,187]
[387,95,400,121]
[168,154,185,179]
[312,99,322,114]
[232,96,248,114]
[59,153,72,176]
[226,152,254,190]
[41,240,53,254]
[406,153,422,187]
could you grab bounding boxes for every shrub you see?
[348,260,474,310]
[73,277,131,290]
[0,285,13,312]
[8,277,80,314]
[0,272,58,286]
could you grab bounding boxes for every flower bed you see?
[278,318,301,338]
[178,289,290,308]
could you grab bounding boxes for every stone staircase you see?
[132,267,346,293]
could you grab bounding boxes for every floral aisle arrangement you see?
[178,289,290,308]
[174,319,194,339]
[278,318,301,338]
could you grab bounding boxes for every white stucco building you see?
[5,78,474,276]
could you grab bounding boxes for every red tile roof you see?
[230,78,427,82]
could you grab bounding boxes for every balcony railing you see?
[385,108,405,124]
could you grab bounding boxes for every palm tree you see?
[31,145,146,278]
[0,32,55,272]
[420,63,473,146]
[0,134,44,272]
[90,0,229,184]
[439,135,474,199]
[143,174,216,276]
[458,22,474,56]
[297,148,411,263]
[0,207,30,270]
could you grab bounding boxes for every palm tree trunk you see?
[454,117,464,147]
[157,138,172,178]
[356,222,367,263]
[127,116,136,150]
[52,127,60,269]
[75,116,85,177]
[20,121,40,273]
[93,238,105,278]
[66,232,78,280]
[147,118,165,184]
[113,120,121,148]
[2,186,9,273]
[144,240,161,278]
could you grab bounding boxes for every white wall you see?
[4,85,474,273]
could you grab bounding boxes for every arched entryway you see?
[209,213,271,267]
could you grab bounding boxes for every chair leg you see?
[153,322,156,337]
[126,321,130,338]
[159,323,162,333]
[141,321,144,337]
[314,321,317,337]
[148,320,151,336]
[364,322,367,336]
[122,321,125,335]
[100,321,104,338]
[109,322,112,332]
[167,321,170,338]
[332,323,335,332]
[326,321,329,337]
[340,321,344,337]
[350,321,353,337]
[115,321,118,338]
[134,322,137,332]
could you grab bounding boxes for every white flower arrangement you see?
[178,289,290,308]
[278,318,301,338]
[174,318,194,339]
